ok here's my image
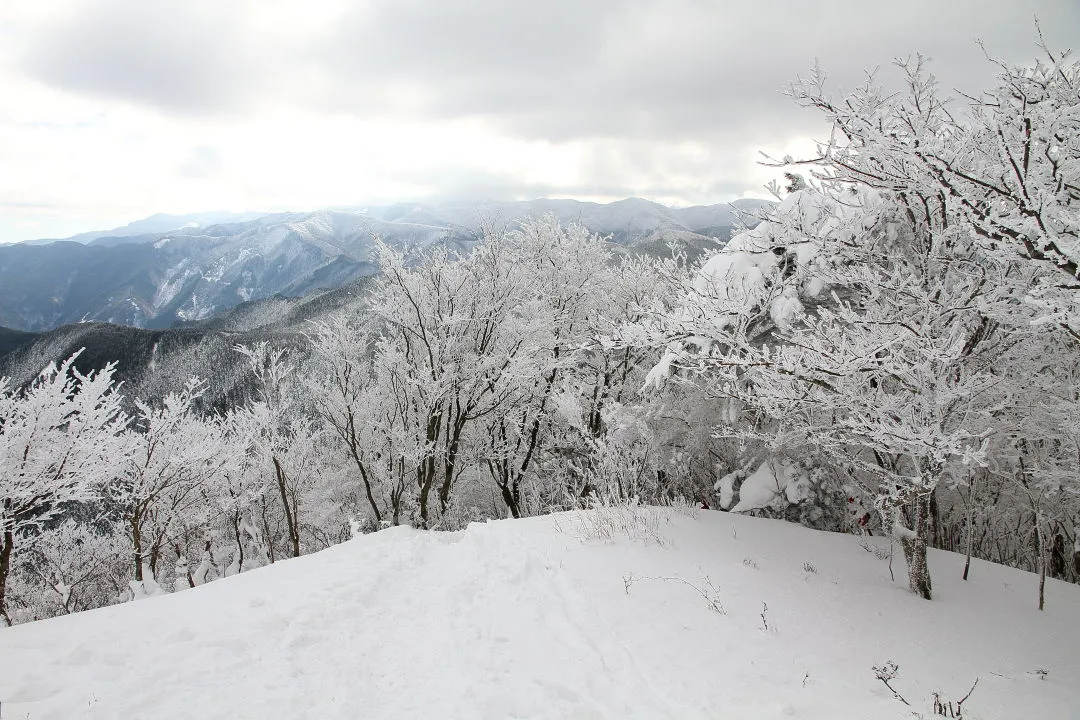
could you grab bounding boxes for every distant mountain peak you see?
[2,198,771,332]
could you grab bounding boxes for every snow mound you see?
[0,510,1076,719]
[720,458,810,513]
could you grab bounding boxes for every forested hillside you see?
[0,45,1076,720]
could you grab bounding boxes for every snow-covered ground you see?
[1,508,1076,719]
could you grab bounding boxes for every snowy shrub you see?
[5,520,129,623]
[557,496,671,547]
[659,494,701,518]
[716,455,853,533]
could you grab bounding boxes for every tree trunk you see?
[928,489,941,548]
[390,467,405,527]
[438,435,464,514]
[273,456,301,558]
[345,414,382,524]
[1036,521,1046,611]
[355,461,383,525]
[0,528,14,627]
[417,463,435,529]
[148,535,163,579]
[499,482,522,519]
[962,534,973,581]
[175,543,196,589]
[230,512,244,574]
[962,476,976,581]
[897,492,933,600]
[260,499,276,564]
[1073,531,1080,579]
[131,512,144,582]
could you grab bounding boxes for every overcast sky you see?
[0,0,1077,243]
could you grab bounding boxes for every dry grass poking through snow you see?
[553,496,698,546]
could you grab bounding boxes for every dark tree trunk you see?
[0,528,14,626]
[131,513,144,582]
[232,512,245,573]
[273,456,301,558]
[1036,522,1046,611]
[499,482,522,519]
[356,462,383,526]
[418,459,435,529]
[417,411,443,529]
[149,537,162,579]
[438,417,467,514]
[1049,535,1066,579]
[345,409,382,525]
[962,476,976,581]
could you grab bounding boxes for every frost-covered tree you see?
[359,235,541,528]
[980,336,1080,605]
[110,377,231,595]
[0,351,128,625]
[307,217,675,525]
[210,412,274,575]
[235,342,329,558]
[472,218,609,518]
[787,46,1080,334]
[652,187,1013,598]
[643,43,1080,599]
[470,217,665,517]
[545,254,675,507]
[308,314,421,527]
[8,520,129,620]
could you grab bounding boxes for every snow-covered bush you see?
[557,496,672,547]
[716,455,864,533]
[6,520,129,622]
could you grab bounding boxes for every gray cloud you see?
[18,0,270,114]
[316,0,1080,141]
[18,0,1080,138]
[7,0,1080,234]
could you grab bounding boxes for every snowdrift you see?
[0,509,1076,719]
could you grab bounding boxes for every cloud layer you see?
[1,0,1077,241]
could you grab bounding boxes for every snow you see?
[715,466,746,509]
[152,261,197,311]
[0,510,1077,719]
[729,459,810,513]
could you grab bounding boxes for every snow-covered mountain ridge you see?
[0,508,1075,719]
[0,198,768,332]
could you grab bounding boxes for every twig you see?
[622,573,726,614]
[958,677,979,706]
[873,661,910,707]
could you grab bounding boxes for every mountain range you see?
[0,197,769,401]
[0,198,767,332]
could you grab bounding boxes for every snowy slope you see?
[0,509,1075,719]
